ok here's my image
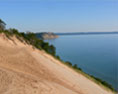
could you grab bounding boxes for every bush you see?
[90,75,114,91]
[0,28,56,56]
[65,61,72,66]
[55,55,61,60]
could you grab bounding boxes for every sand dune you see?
[0,34,114,94]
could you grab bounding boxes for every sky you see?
[0,0,118,32]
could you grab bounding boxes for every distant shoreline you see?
[55,32,118,36]
[35,32,58,40]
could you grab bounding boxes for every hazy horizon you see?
[0,0,118,32]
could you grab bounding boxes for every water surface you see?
[45,34,118,90]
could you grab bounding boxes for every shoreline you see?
[0,31,116,94]
[55,31,118,36]
[44,34,117,92]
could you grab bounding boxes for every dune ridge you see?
[0,34,114,94]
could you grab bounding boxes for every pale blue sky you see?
[0,0,118,32]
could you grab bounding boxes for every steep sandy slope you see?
[0,34,114,94]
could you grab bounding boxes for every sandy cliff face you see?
[42,33,58,39]
[0,34,113,94]
[36,32,58,40]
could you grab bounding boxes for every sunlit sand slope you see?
[0,34,113,94]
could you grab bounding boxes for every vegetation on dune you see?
[57,55,115,91]
[0,19,56,56]
[90,75,115,91]
[0,19,116,92]
[64,60,115,91]
[0,19,6,30]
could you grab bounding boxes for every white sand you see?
[0,34,114,94]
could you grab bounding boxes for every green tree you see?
[73,64,78,69]
[0,19,6,30]
[8,28,19,34]
[65,61,72,66]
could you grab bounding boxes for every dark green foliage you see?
[73,64,78,69]
[55,55,61,60]
[72,64,82,71]
[48,45,56,56]
[64,61,82,71]
[22,32,56,55]
[8,28,19,35]
[90,75,114,91]
[65,61,72,66]
[0,28,56,56]
[64,60,114,91]
[0,19,6,30]
[41,42,56,55]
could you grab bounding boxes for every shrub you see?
[65,61,72,66]
[55,55,61,60]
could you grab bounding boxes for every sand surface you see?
[0,34,114,94]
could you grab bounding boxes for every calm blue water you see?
[45,34,118,90]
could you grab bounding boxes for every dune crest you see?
[0,34,113,94]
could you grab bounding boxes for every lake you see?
[45,34,118,91]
